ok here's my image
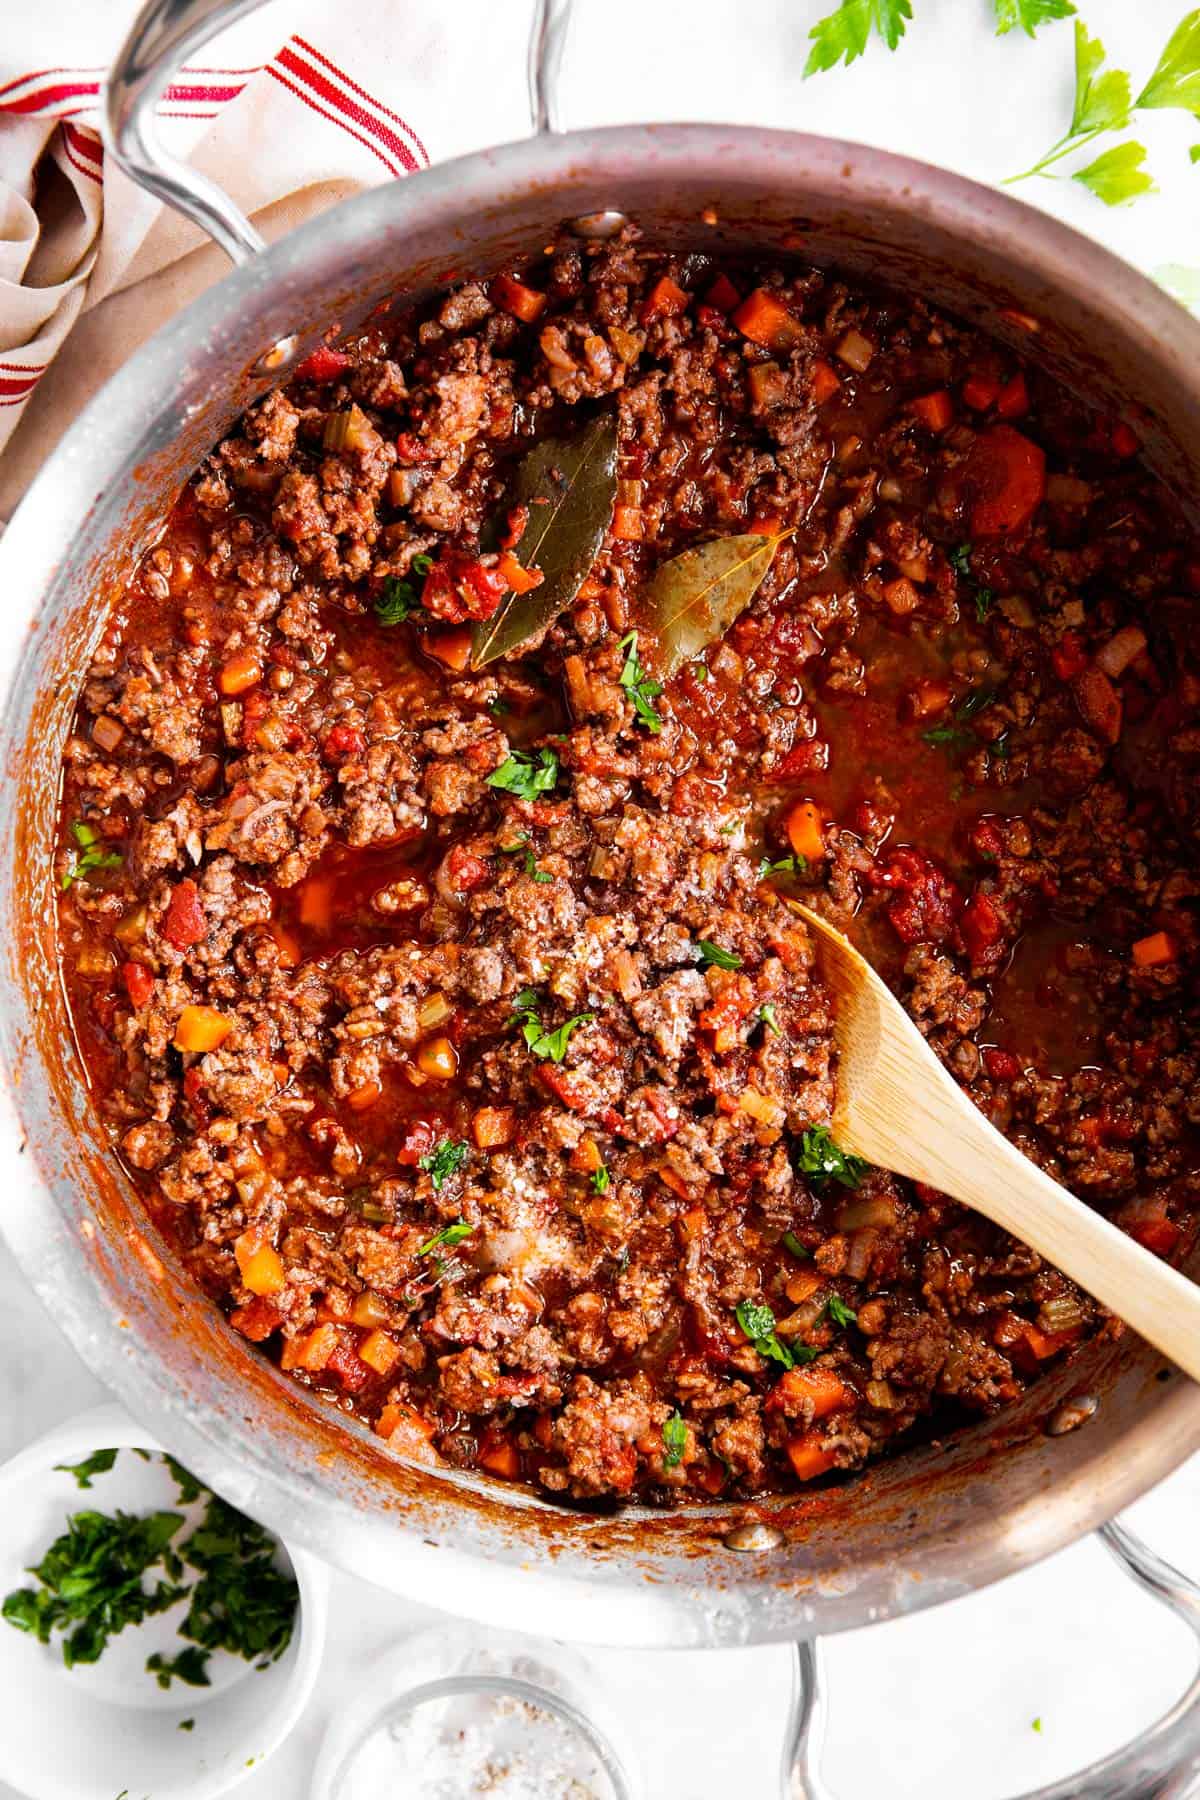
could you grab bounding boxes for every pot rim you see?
[3,120,1200,1648]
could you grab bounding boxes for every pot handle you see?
[783,1517,1200,1799]
[102,0,270,268]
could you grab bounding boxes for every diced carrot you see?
[1022,1322,1078,1361]
[346,1080,383,1112]
[358,1329,401,1377]
[572,1134,604,1174]
[1051,632,1089,681]
[298,874,334,932]
[907,679,950,721]
[423,626,473,672]
[962,370,1001,411]
[1072,666,1123,744]
[810,359,841,404]
[1127,1215,1181,1256]
[1110,420,1140,458]
[611,505,643,541]
[282,1322,339,1373]
[785,799,825,861]
[351,1290,391,1328]
[218,650,264,696]
[680,1206,708,1241]
[965,425,1046,537]
[785,1431,838,1482]
[641,275,690,323]
[785,1268,824,1304]
[996,373,1029,419]
[1132,930,1178,968]
[416,1035,458,1079]
[234,1233,286,1298]
[473,1105,516,1149]
[693,1460,726,1495]
[478,1434,522,1479]
[376,1401,438,1460]
[490,273,547,324]
[911,390,953,432]
[705,273,741,314]
[496,550,543,595]
[174,1005,232,1053]
[732,288,806,354]
[269,921,301,969]
[882,577,921,615]
[773,1364,853,1419]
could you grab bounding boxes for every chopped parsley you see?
[171,1489,296,1679]
[417,1219,474,1255]
[510,992,595,1063]
[374,553,432,626]
[759,1003,782,1038]
[501,837,552,883]
[826,1294,858,1329]
[61,820,121,891]
[735,1300,796,1370]
[615,631,664,734]
[758,853,808,880]
[974,587,994,622]
[590,1163,611,1194]
[419,1139,469,1193]
[662,1412,688,1469]
[697,940,742,971]
[921,685,996,751]
[486,746,559,801]
[55,1449,118,1490]
[1032,1717,1043,1733]
[2,1507,187,1668]
[949,542,973,576]
[148,1645,211,1690]
[782,1231,810,1259]
[957,685,997,722]
[179,1719,195,1731]
[948,543,994,625]
[795,1126,867,1190]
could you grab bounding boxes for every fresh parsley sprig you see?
[662,1412,688,1469]
[615,631,664,734]
[510,990,595,1063]
[417,1219,474,1255]
[795,1126,867,1190]
[697,940,742,971]
[419,1139,470,1193]
[61,820,121,891]
[375,553,432,626]
[735,1300,797,1370]
[487,746,559,802]
[804,0,1071,78]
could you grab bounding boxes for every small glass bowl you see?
[309,1623,639,1800]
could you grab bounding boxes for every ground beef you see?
[55,225,1200,1507]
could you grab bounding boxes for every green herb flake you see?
[175,1492,297,1672]
[148,1645,211,1691]
[510,992,595,1063]
[62,820,122,891]
[782,1231,810,1260]
[374,554,432,627]
[759,1003,783,1038]
[501,839,553,883]
[55,1449,119,1490]
[697,940,742,971]
[1033,1717,1044,1733]
[417,1219,474,1256]
[662,1412,688,1470]
[796,1126,868,1190]
[826,1294,859,1329]
[486,746,559,802]
[615,630,664,734]
[179,1719,195,1731]
[590,1163,611,1194]
[949,542,973,576]
[758,852,807,880]
[419,1139,470,1193]
[735,1299,796,1370]
[804,0,914,77]
[974,587,994,622]
[3,1507,188,1668]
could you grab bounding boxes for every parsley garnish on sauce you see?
[486,746,559,801]
[697,940,742,971]
[375,553,432,626]
[61,820,121,891]
[510,991,594,1063]
[826,1294,858,1329]
[615,631,664,734]
[758,853,807,880]
[590,1164,611,1194]
[662,1412,688,1469]
[782,1231,810,1260]
[796,1126,867,1190]
[419,1139,469,1193]
[921,686,996,751]
[759,1003,783,1038]
[417,1219,474,1255]
[500,836,552,883]
[735,1300,796,1370]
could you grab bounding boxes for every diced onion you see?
[1095,625,1148,678]
[835,329,875,373]
[92,714,124,752]
[1038,1293,1086,1335]
[417,992,452,1031]
[837,1193,898,1232]
[844,1227,879,1281]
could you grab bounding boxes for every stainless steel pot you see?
[1,0,1199,1694]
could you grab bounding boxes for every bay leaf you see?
[471,412,619,667]
[641,532,785,679]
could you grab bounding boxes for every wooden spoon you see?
[795,902,1200,1383]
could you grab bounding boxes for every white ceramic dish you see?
[0,1402,328,1800]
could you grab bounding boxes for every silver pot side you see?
[1,125,1198,1649]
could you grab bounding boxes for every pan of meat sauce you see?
[56,230,1200,1509]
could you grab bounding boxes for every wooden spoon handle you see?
[900,1118,1200,1384]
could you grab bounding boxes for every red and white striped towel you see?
[0,0,532,473]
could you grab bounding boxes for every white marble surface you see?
[3,0,1200,1795]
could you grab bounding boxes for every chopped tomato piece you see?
[1051,632,1089,681]
[477,1431,522,1479]
[960,893,1004,961]
[1132,930,1178,968]
[323,722,365,761]
[422,627,473,672]
[983,1047,1022,1082]
[996,373,1029,419]
[490,273,547,324]
[705,273,741,314]
[1110,420,1140,458]
[496,550,543,594]
[962,370,1001,411]
[397,1118,439,1167]
[770,1365,853,1419]
[961,424,1046,538]
[121,961,154,1009]
[163,879,206,950]
[869,848,962,947]
[443,843,491,892]
[421,551,510,623]
[294,346,350,384]
[810,358,841,404]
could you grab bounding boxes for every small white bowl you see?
[0,1401,328,1800]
